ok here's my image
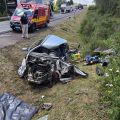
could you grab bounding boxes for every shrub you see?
[100,56,120,120]
[80,3,120,119]
[53,4,60,13]
[88,5,97,11]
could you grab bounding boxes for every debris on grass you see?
[37,115,48,120]
[41,103,53,110]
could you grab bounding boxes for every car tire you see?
[30,24,36,33]
[44,22,48,28]
[96,67,104,76]
[12,28,16,32]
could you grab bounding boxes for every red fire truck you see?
[10,1,50,32]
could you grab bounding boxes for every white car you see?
[60,4,72,13]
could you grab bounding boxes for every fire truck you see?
[10,1,50,32]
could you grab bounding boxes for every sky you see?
[73,0,94,5]
[17,0,95,5]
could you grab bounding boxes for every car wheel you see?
[30,24,36,33]
[44,22,48,28]
[12,28,16,32]
[96,67,104,76]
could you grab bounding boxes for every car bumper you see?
[10,22,31,31]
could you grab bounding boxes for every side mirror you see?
[22,47,29,51]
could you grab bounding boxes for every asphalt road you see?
[0,10,82,48]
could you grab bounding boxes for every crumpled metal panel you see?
[41,35,67,49]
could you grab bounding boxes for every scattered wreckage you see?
[18,35,88,85]
[84,48,115,66]
[84,47,116,76]
[84,55,109,66]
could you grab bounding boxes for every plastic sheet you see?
[0,92,38,120]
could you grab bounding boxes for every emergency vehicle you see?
[10,1,50,32]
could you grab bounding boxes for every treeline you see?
[0,0,6,16]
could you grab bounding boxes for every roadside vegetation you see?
[80,0,120,120]
[0,0,7,17]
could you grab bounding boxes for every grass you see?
[0,9,109,120]
[80,6,120,120]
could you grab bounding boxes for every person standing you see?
[20,12,29,39]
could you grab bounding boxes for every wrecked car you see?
[18,35,88,85]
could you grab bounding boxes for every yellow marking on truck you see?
[31,16,47,23]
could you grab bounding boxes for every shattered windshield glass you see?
[28,38,44,51]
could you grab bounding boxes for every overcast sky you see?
[73,0,94,5]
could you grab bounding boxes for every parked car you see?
[60,4,73,13]
[75,4,84,10]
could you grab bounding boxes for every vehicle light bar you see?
[21,3,32,9]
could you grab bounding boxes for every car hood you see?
[41,35,67,49]
[11,16,20,22]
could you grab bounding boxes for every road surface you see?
[0,10,82,48]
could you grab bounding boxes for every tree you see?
[56,0,62,9]
[69,0,73,5]
[0,0,6,15]
[95,0,117,14]
[61,0,66,4]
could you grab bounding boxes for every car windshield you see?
[28,38,44,51]
[14,8,33,17]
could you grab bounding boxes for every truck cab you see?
[10,2,50,32]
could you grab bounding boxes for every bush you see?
[53,5,60,13]
[116,5,120,16]
[88,5,97,11]
[0,0,6,15]
[80,9,120,54]
[94,19,115,40]
[95,0,118,15]
[80,3,120,119]
[100,56,120,120]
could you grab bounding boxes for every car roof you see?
[41,35,67,49]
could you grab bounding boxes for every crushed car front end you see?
[18,35,88,85]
